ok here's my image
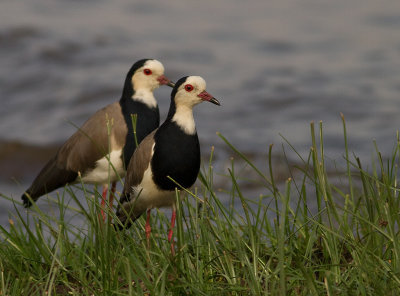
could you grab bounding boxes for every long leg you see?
[145,209,152,247]
[100,182,116,222]
[168,206,176,255]
[109,181,116,210]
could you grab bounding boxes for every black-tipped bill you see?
[157,75,175,88]
[198,91,221,106]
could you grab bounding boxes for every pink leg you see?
[100,185,108,222]
[168,209,176,242]
[168,207,176,255]
[145,209,152,247]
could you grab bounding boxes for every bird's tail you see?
[114,192,143,229]
[21,155,77,207]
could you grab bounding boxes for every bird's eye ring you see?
[184,84,194,92]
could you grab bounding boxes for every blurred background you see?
[1,0,400,224]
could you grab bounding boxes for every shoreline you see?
[0,139,60,183]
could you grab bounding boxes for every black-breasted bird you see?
[21,59,174,220]
[115,75,220,249]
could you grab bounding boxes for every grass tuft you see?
[1,118,400,295]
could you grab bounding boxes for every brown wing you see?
[116,129,156,227]
[58,102,128,173]
[21,102,128,207]
[122,129,156,195]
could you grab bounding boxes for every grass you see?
[1,117,400,295]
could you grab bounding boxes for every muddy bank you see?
[0,140,60,182]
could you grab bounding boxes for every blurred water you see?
[1,0,400,223]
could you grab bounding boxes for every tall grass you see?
[1,118,400,295]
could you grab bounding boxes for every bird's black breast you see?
[120,99,160,169]
[151,122,200,191]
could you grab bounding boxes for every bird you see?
[21,59,174,221]
[115,75,220,251]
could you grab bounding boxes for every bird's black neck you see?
[120,95,160,169]
[166,98,177,121]
[121,74,135,99]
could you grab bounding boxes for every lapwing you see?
[115,76,220,251]
[21,59,174,221]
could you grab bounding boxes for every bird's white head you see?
[168,76,220,134]
[131,59,174,92]
[172,76,220,108]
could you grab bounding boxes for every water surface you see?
[1,0,400,224]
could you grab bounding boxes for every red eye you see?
[184,84,194,92]
[143,69,152,75]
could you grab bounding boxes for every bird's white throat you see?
[172,105,196,135]
[132,89,157,108]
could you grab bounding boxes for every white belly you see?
[81,149,126,184]
[131,165,175,210]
